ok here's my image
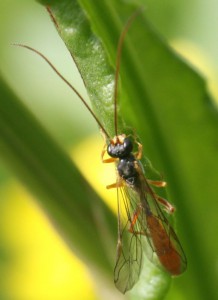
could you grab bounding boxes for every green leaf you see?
[38,1,218,299]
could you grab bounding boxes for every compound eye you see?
[107,143,117,158]
[123,138,133,154]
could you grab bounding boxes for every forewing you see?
[114,166,187,293]
[114,185,143,294]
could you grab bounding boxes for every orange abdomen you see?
[147,214,184,275]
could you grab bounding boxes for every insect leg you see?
[128,206,147,235]
[154,194,175,214]
[103,157,118,163]
[134,142,143,160]
[147,179,167,187]
[106,180,124,189]
[128,207,141,232]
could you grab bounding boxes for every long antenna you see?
[13,44,110,139]
[114,8,143,136]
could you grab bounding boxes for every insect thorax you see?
[117,154,139,186]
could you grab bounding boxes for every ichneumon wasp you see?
[15,6,187,294]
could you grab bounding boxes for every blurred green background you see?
[1,0,218,299]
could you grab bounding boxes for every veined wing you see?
[114,162,187,293]
[114,182,144,294]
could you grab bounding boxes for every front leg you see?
[106,179,124,189]
[134,141,143,160]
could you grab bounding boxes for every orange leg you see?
[154,194,175,214]
[128,207,141,233]
[128,209,147,236]
[103,157,118,163]
[134,142,143,160]
[147,179,167,187]
[106,180,123,189]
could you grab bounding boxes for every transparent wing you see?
[114,184,143,294]
[114,164,187,293]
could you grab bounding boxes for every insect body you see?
[102,133,186,293]
[16,6,187,295]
